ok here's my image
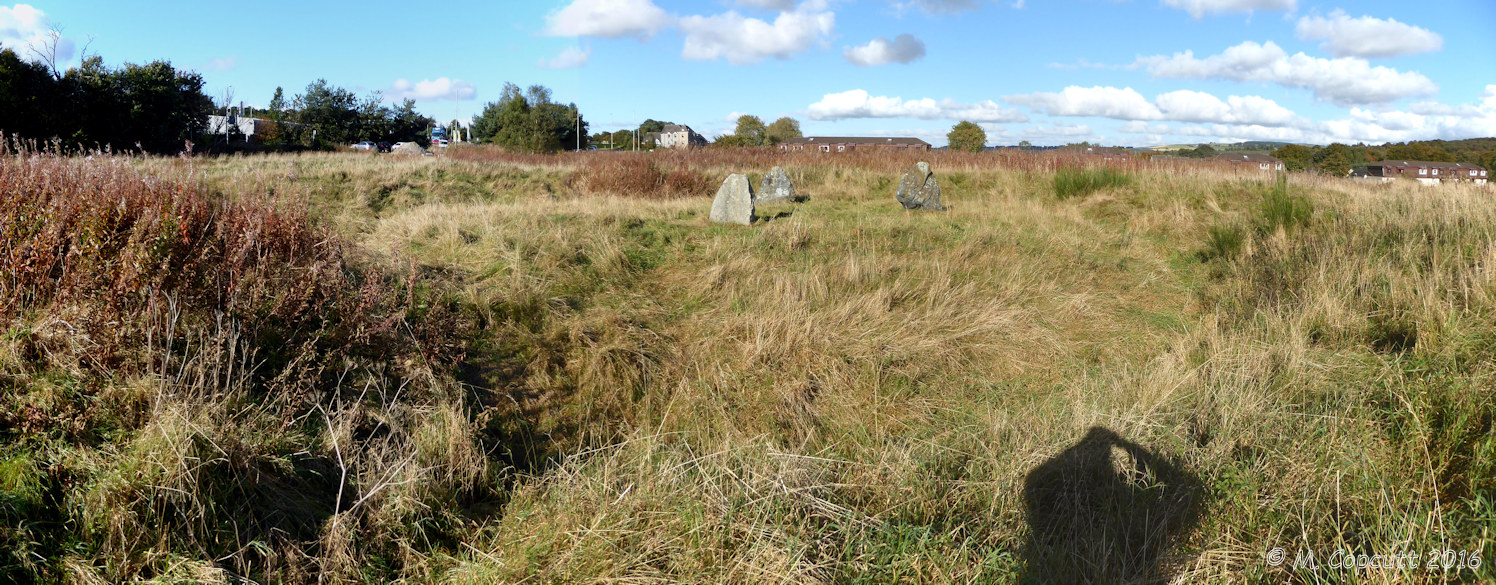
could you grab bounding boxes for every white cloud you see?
[1004,86,1300,127]
[0,4,73,63]
[807,89,1029,123]
[736,0,797,9]
[1155,91,1297,125]
[1120,121,1174,134]
[1007,86,1161,121]
[538,46,590,69]
[1134,41,1437,106]
[1295,10,1442,58]
[1021,122,1095,142]
[543,0,674,39]
[1146,85,1496,144]
[679,9,834,65]
[203,56,238,71]
[1162,0,1296,19]
[893,0,981,14]
[385,78,477,102]
[844,34,926,66]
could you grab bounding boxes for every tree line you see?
[470,83,586,153]
[0,48,212,153]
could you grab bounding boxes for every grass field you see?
[2,145,1493,583]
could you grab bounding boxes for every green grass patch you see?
[1054,167,1133,199]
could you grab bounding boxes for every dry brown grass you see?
[3,147,1493,583]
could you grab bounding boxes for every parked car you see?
[351,141,377,151]
[377,141,391,153]
[391,142,408,151]
[434,139,449,148]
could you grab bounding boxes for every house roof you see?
[782,136,932,147]
[1213,153,1281,163]
[661,124,695,133]
[1371,160,1486,170]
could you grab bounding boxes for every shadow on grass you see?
[1021,426,1203,584]
[755,210,795,222]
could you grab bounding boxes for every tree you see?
[765,116,802,145]
[1018,140,1032,150]
[733,115,767,146]
[266,86,287,120]
[296,79,360,146]
[1183,144,1217,159]
[1313,142,1351,165]
[637,119,672,136]
[1271,144,1314,172]
[947,120,986,152]
[1317,150,1351,177]
[469,82,586,152]
[610,129,633,150]
[1385,142,1454,162]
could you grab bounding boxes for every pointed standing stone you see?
[896,161,944,211]
[710,174,755,225]
[757,166,801,203]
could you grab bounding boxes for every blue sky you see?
[4,0,1494,146]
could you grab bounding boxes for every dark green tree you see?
[470,82,586,152]
[1185,144,1217,159]
[765,116,802,145]
[296,79,360,146]
[732,115,767,146]
[1317,150,1351,176]
[0,48,62,142]
[637,119,672,136]
[947,120,986,152]
[1271,144,1314,172]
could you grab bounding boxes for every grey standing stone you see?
[710,174,755,225]
[757,166,801,203]
[896,161,944,211]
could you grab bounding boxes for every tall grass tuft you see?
[1053,167,1133,199]
[1256,173,1312,233]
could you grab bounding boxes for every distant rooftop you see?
[783,136,932,147]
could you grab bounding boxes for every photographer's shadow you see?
[1021,426,1203,584]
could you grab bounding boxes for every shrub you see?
[1202,223,1245,261]
[1054,167,1132,199]
[1256,173,1312,233]
[0,151,476,582]
[579,154,714,199]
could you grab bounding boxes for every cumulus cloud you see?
[538,46,591,69]
[1006,86,1161,121]
[1120,121,1174,134]
[808,89,1029,123]
[385,78,477,102]
[1004,86,1299,127]
[1133,41,1437,106]
[844,34,926,66]
[679,9,834,65]
[893,0,982,14]
[1144,85,1496,144]
[0,4,73,63]
[1295,10,1442,58]
[736,0,798,9]
[1021,122,1095,142]
[543,0,674,39]
[1162,0,1296,19]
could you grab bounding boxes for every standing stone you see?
[757,166,801,203]
[710,174,755,225]
[896,161,944,211]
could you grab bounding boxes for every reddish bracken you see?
[0,147,466,387]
